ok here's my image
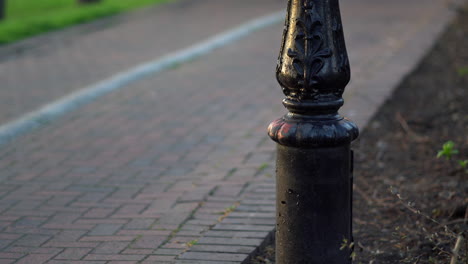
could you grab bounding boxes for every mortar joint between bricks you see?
[158,201,204,252]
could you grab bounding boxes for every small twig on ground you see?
[450,205,466,264]
[392,187,457,236]
[391,187,468,262]
[452,205,468,263]
[354,218,381,229]
[450,235,464,264]
[395,112,430,143]
[354,184,396,207]
[436,219,468,229]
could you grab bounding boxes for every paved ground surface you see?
[0,0,285,125]
[0,0,463,263]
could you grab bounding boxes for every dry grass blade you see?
[395,112,430,143]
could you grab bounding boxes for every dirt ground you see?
[250,4,468,264]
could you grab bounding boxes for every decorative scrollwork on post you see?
[275,0,352,117]
[285,1,332,100]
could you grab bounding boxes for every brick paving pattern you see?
[0,0,461,263]
[0,0,285,125]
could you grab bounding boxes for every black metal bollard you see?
[268,0,358,263]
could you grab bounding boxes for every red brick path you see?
[0,0,460,263]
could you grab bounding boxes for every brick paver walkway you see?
[0,0,285,125]
[0,0,462,263]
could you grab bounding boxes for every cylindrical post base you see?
[276,144,353,264]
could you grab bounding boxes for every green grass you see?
[0,0,171,44]
[458,66,468,76]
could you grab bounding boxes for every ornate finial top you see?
[269,0,358,148]
[276,0,350,115]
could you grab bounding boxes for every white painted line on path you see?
[0,11,284,146]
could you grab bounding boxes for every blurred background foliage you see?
[0,0,170,44]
